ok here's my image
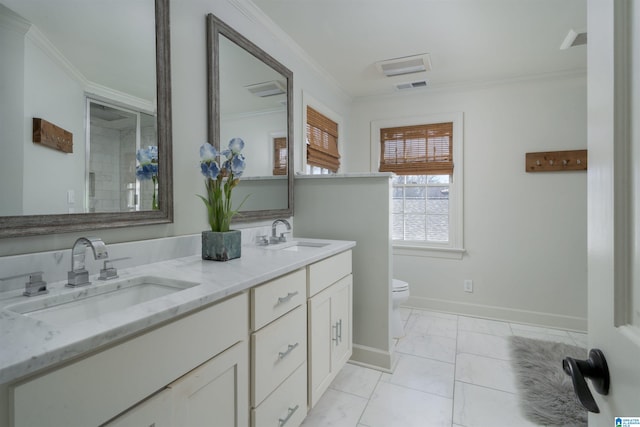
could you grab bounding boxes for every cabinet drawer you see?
[308,250,352,297]
[251,268,306,330]
[252,363,307,427]
[251,304,307,406]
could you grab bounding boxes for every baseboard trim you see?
[406,296,587,332]
[350,344,394,372]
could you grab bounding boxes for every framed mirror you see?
[0,0,173,238]
[206,13,293,222]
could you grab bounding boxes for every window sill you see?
[393,244,466,260]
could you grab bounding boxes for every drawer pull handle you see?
[277,291,299,305]
[332,319,343,345]
[278,404,300,426]
[278,342,299,359]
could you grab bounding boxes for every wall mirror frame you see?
[0,0,173,238]
[206,13,294,222]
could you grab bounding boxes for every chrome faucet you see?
[67,237,109,287]
[271,219,292,244]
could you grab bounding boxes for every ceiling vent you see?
[394,80,431,91]
[377,54,432,77]
[245,80,286,97]
[560,29,587,49]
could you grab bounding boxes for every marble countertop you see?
[0,238,355,384]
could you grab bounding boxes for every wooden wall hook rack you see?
[525,149,587,172]
[33,118,73,153]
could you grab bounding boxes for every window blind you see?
[273,137,287,176]
[306,106,340,172]
[379,122,453,175]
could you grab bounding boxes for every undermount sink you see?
[5,276,198,327]
[265,241,330,252]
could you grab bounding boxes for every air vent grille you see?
[395,80,430,91]
[377,54,432,77]
[245,80,286,97]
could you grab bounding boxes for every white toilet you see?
[391,279,410,338]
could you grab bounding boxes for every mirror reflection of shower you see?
[86,99,157,212]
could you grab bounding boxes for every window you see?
[273,137,287,176]
[373,113,463,254]
[306,106,340,174]
[391,174,450,242]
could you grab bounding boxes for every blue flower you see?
[197,138,249,232]
[228,138,245,154]
[199,142,218,162]
[136,146,158,181]
[229,153,246,176]
[200,159,220,180]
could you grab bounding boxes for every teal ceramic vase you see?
[201,230,241,261]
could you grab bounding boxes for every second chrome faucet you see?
[67,237,109,287]
[270,219,292,244]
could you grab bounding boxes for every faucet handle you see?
[279,231,292,242]
[255,235,269,246]
[1,271,48,297]
[98,257,130,281]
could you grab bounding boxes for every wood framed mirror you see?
[0,0,173,238]
[206,13,294,222]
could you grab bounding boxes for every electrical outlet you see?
[464,279,473,293]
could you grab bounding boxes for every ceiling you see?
[250,0,587,98]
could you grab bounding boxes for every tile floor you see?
[301,308,588,427]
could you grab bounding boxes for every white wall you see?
[295,175,394,370]
[0,7,26,216]
[22,30,86,215]
[220,109,286,177]
[346,76,588,330]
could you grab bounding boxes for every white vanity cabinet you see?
[250,269,308,427]
[2,243,355,427]
[10,292,248,427]
[307,250,353,408]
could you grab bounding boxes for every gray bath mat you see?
[509,335,587,426]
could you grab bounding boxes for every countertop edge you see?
[0,239,355,384]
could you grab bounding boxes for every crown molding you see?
[26,25,88,86]
[85,82,156,114]
[0,4,30,35]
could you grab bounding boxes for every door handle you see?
[562,349,610,413]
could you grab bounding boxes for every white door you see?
[587,0,640,422]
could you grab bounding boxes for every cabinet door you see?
[103,389,173,427]
[307,288,332,408]
[171,341,249,427]
[330,275,352,371]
